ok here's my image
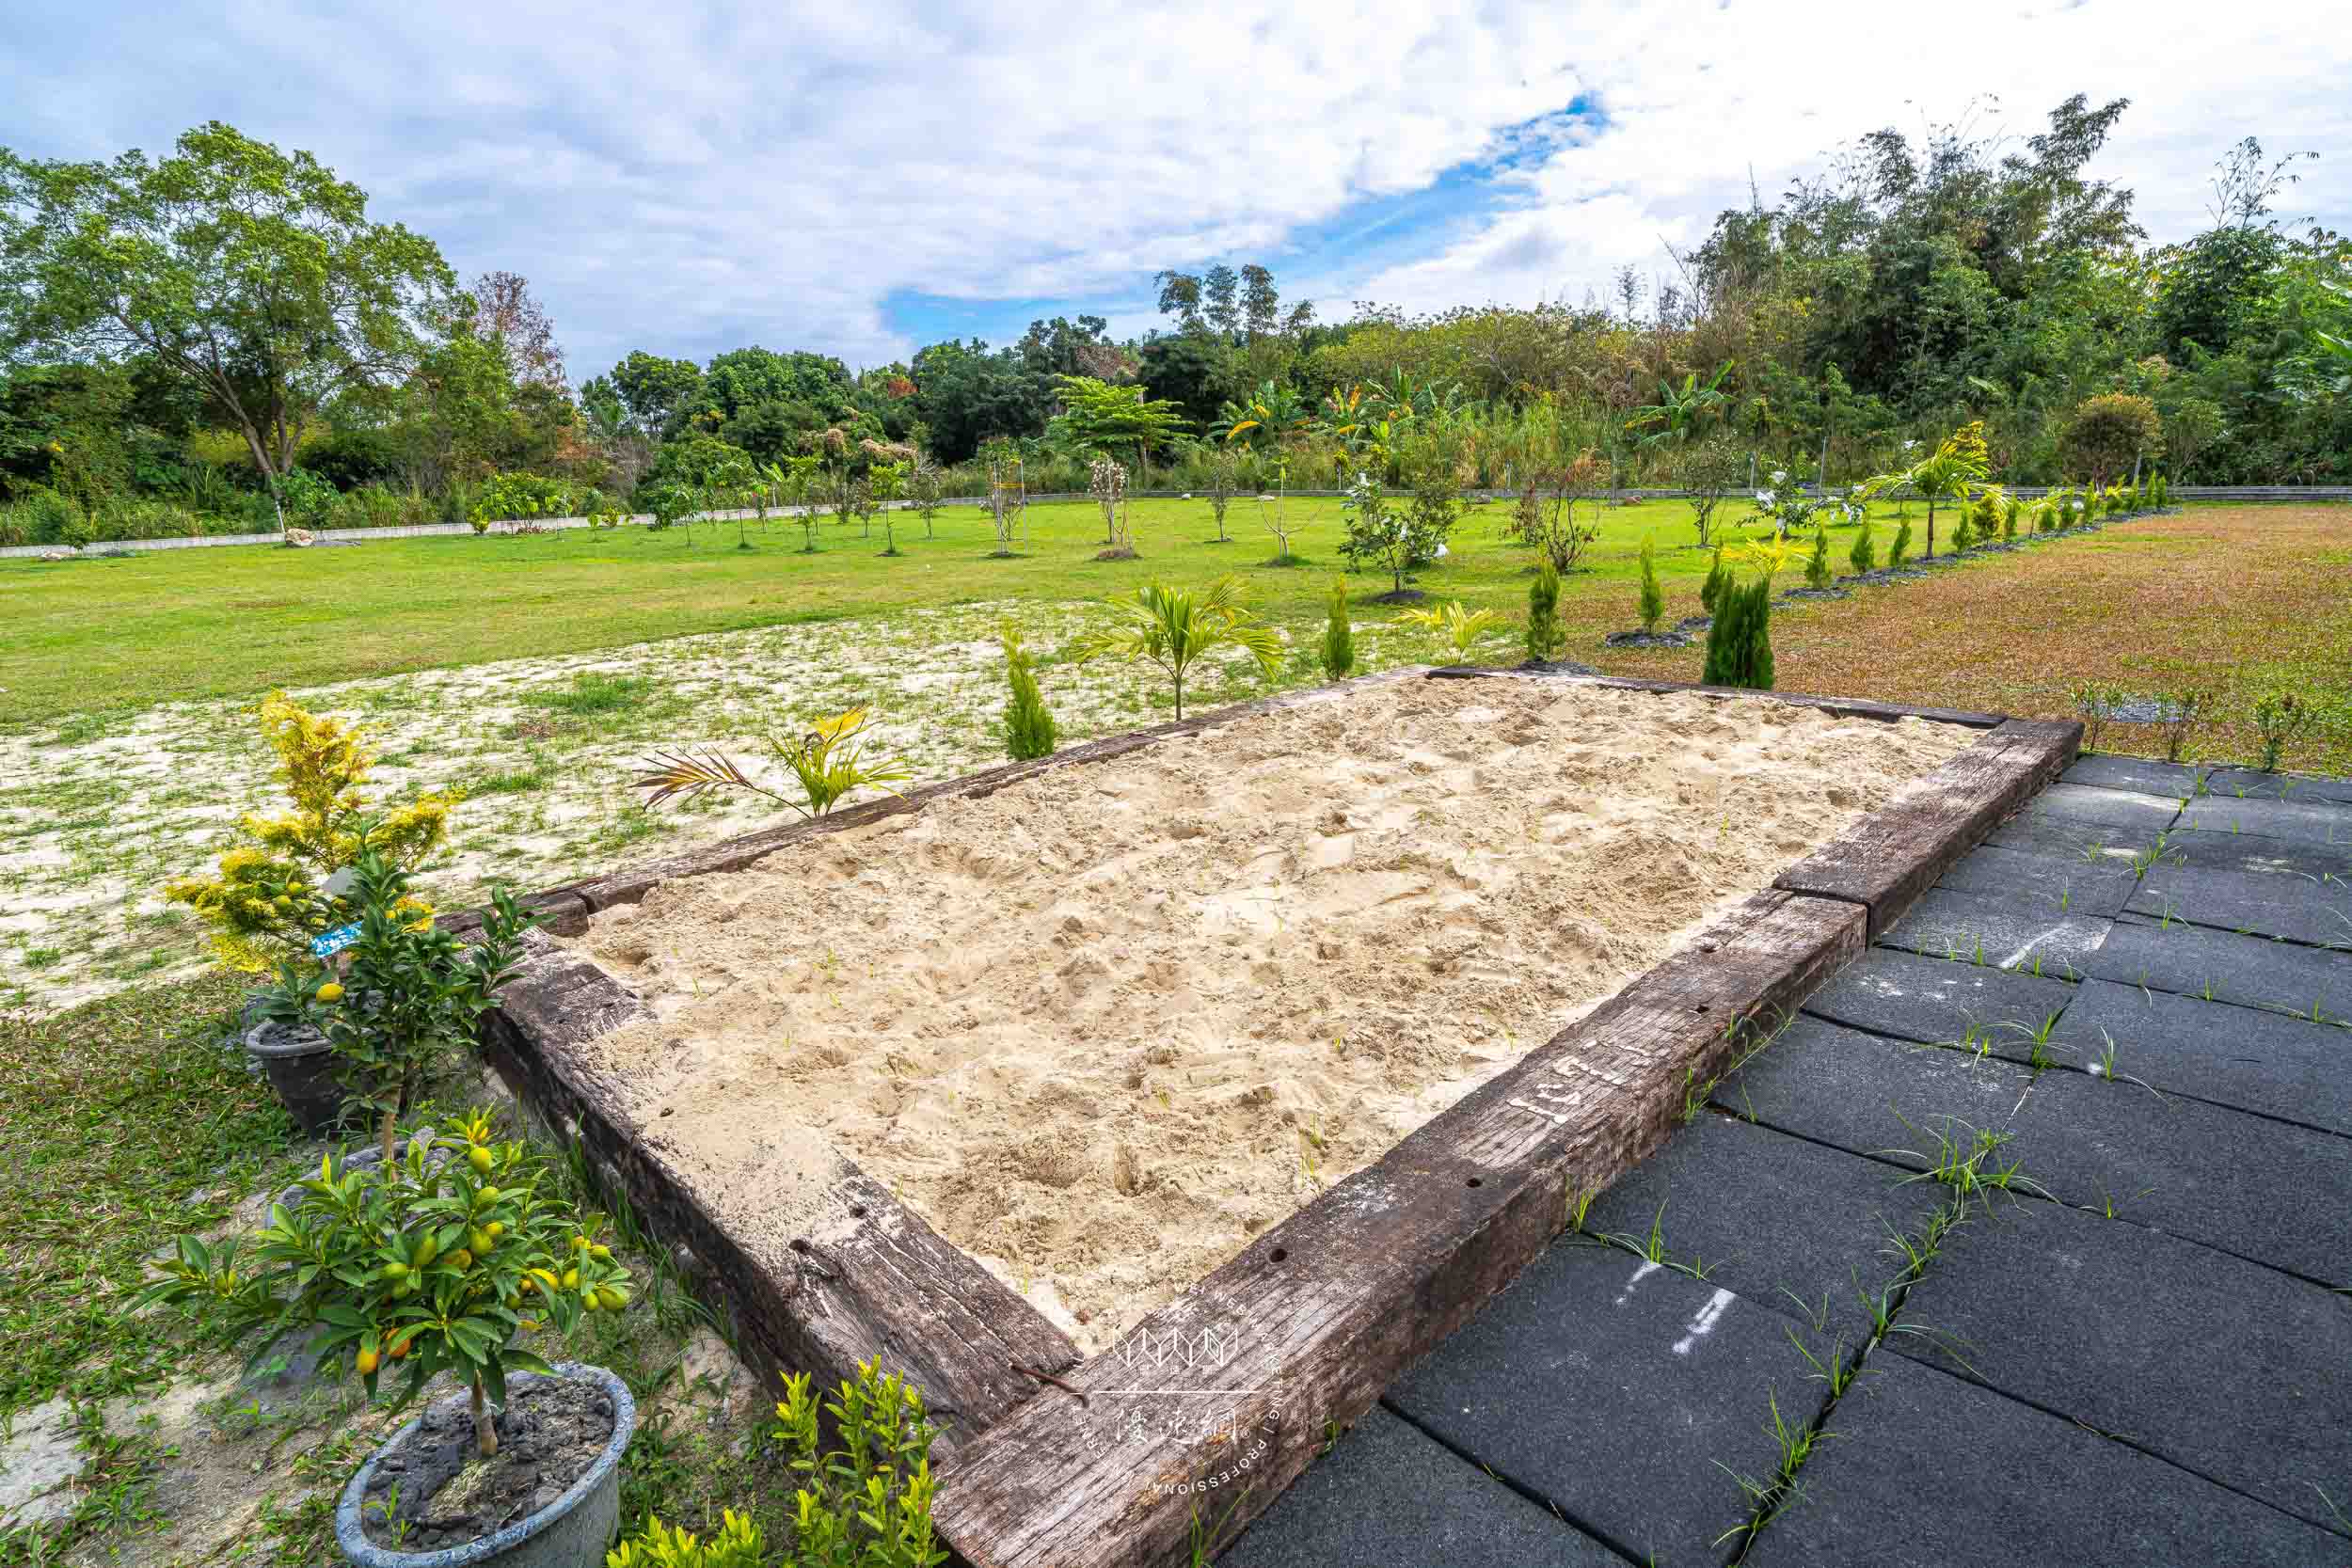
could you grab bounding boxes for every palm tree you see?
[1070,577,1283,721]
[1854,421,1994,560]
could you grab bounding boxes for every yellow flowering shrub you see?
[164,691,455,971]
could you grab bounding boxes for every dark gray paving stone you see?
[1215,1405,1619,1568]
[1578,1112,1944,1343]
[1709,1017,2035,1161]
[2158,827,2352,879]
[2009,1066,2352,1285]
[2204,768,2352,807]
[1932,842,2139,919]
[2128,862,2352,946]
[2022,781,2185,831]
[1877,886,2113,979]
[1982,807,2156,864]
[1802,946,2078,1046]
[2063,753,2210,798]
[2085,918,2352,1022]
[1715,1013,2352,1283]
[1745,1351,2347,1568]
[1387,1246,1817,1565]
[1889,1195,2352,1536]
[2180,794,2352,847]
[2045,978,2352,1136]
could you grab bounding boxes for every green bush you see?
[1804,527,1833,589]
[999,626,1058,761]
[1636,538,1664,631]
[1950,506,1977,553]
[12,484,83,545]
[1698,545,1727,614]
[1887,518,1914,567]
[470,471,570,531]
[1701,575,1774,690]
[609,1512,764,1568]
[759,1361,946,1567]
[1848,515,1877,574]
[1321,575,1357,678]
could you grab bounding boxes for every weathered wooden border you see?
[471,669,2078,1562]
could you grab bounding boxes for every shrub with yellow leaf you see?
[164,691,455,971]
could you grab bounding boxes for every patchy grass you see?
[0,977,805,1564]
[3,501,2346,1013]
[0,975,288,1412]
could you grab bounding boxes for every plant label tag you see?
[310,922,362,958]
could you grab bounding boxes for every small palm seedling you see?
[1070,577,1283,721]
[999,626,1058,762]
[1397,599,1502,666]
[638,708,912,819]
[140,1114,631,1460]
[1319,576,1355,679]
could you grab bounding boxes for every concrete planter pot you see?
[334,1364,634,1568]
[243,1019,353,1135]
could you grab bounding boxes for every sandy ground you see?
[4,599,1447,1013]
[570,676,1972,1352]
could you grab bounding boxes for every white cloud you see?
[2,0,2346,376]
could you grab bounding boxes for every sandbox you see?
[565,676,1967,1351]
[469,667,2079,1568]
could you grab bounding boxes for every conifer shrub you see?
[1888,518,1914,567]
[1849,515,1877,574]
[1636,539,1664,632]
[1804,528,1833,589]
[1321,576,1357,679]
[1698,545,1727,614]
[1000,626,1058,761]
[1700,575,1774,690]
[1524,560,1564,662]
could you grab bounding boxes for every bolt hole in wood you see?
[789,1239,811,1255]
[1466,1177,1484,1188]
[1269,1247,1289,1263]
[1695,1003,1711,1013]
[849,1203,867,1219]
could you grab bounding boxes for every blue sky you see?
[3,2,2346,381]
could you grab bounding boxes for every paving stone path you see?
[1221,755,2352,1566]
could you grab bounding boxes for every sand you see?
[570,677,1972,1352]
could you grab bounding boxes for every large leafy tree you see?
[0,121,454,523]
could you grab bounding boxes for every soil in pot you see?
[358,1375,616,1552]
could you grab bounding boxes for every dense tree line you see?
[2,101,2346,546]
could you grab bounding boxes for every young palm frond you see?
[1070,576,1283,721]
[1395,600,1502,664]
[637,708,911,818]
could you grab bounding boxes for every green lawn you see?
[0,495,1719,728]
